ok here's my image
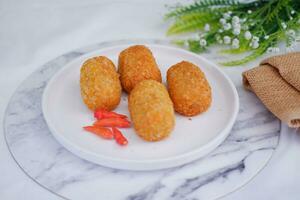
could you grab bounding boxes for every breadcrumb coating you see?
[118,45,162,93]
[167,61,212,116]
[129,80,175,141]
[80,56,121,111]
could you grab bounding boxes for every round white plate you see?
[42,44,239,171]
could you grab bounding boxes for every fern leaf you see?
[266,0,288,22]
[167,13,218,35]
[221,46,267,66]
[220,48,249,54]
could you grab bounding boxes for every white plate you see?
[42,44,239,171]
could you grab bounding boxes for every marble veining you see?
[4,40,280,200]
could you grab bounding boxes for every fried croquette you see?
[118,45,162,93]
[167,61,212,116]
[80,56,121,111]
[128,80,175,141]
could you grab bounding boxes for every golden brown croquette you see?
[80,56,121,111]
[167,61,212,116]
[128,80,175,141]
[118,45,162,93]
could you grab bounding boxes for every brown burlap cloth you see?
[243,52,300,128]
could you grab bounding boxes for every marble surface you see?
[2,1,300,200]
[4,40,280,200]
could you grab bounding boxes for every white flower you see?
[281,22,287,29]
[287,29,296,37]
[204,24,210,32]
[232,23,241,30]
[240,18,247,23]
[232,38,239,45]
[223,12,231,19]
[291,10,295,15]
[223,36,231,44]
[247,10,252,14]
[223,23,232,30]
[252,36,259,42]
[219,18,226,25]
[232,16,240,24]
[267,47,280,53]
[233,28,241,35]
[199,39,207,47]
[267,47,273,53]
[218,29,224,33]
[251,41,259,49]
[232,43,239,49]
[264,35,270,39]
[244,31,252,40]
[232,38,239,49]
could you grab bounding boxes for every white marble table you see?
[1,0,300,200]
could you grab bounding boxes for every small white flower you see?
[267,47,280,53]
[218,29,224,33]
[240,18,247,23]
[244,31,252,40]
[232,16,240,24]
[233,28,241,35]
[223,36,231,44]
[232,38,239,45]
[268,47,280,53]
[247,10,252,14]
[223,23,232,30]
[264,35,270,39]
[219,18,226,25]
[289,16,293,20]
[287,29,296,37]
[281,22,287,29]
[232,43,239,49]
[291,10,295,15]
[223,13,231,20]
[267,47,273,53]
[199,39,207,47]
[251,41,259,49]
[252,36,259,42]
[204,24,210,32]
[232,23,241,30]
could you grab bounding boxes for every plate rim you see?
[42,43,239,170]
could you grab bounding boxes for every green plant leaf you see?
[221,45,267,66]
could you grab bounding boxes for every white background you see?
[1,0,300,199]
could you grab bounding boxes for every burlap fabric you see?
[243,52,300,128]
